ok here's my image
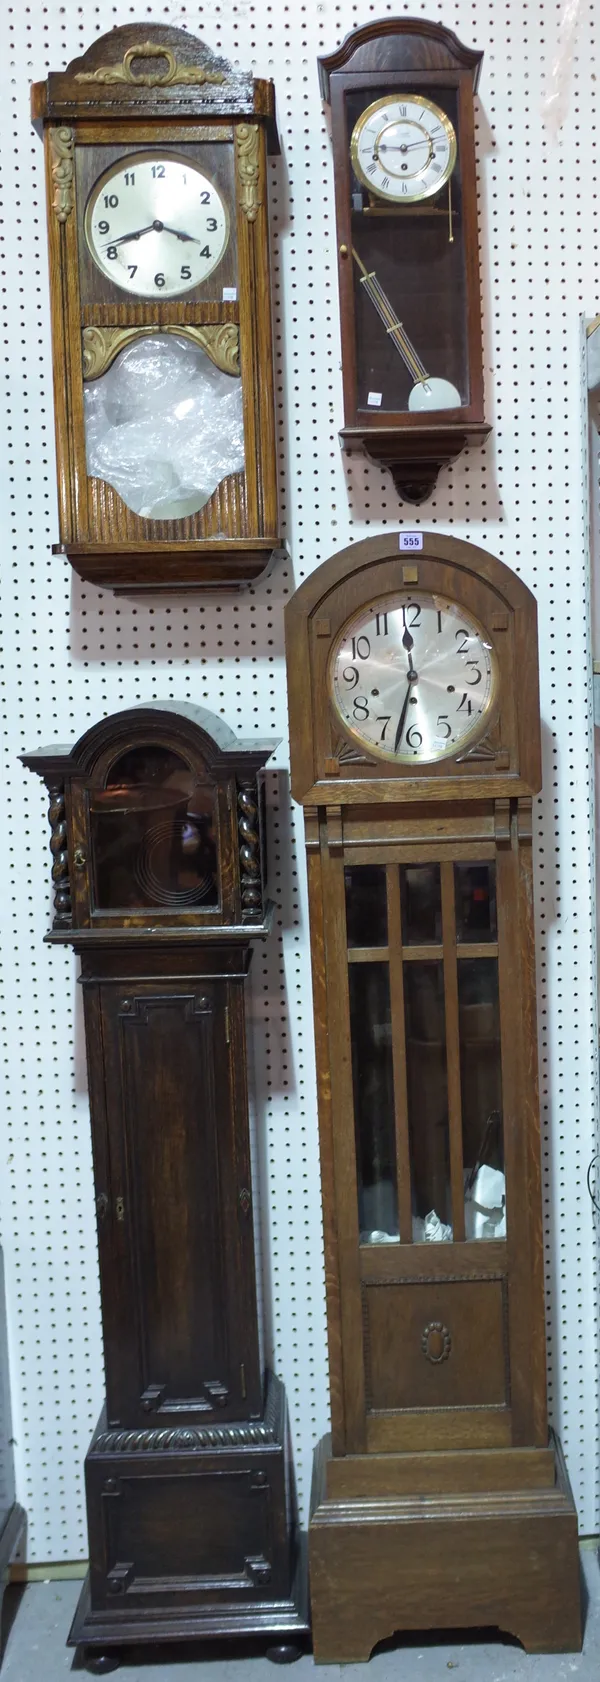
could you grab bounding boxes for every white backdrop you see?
[0,0,598,1564]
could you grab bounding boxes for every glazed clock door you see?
[84,977,262,1429]
[322,840,542,1455]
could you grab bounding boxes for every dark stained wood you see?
[23,704,306,1660]
[32,23,281,593]
[0,1250,26,1638]
[319,18,489,503]
[285,531,581,1659]
[318,19,484,96]
[32,23,278,151]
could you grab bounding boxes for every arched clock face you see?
[330,593,497,765]
[350,95,457,204]
[84,152,229,297]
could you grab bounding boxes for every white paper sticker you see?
[222,286,237,302]
[399,531,424,551]
[367,390,382,407]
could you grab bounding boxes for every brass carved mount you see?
[74,41,227,90]
[82,323,240,382]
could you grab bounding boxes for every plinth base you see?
[69,1373,308,1667]
[309,1432,582,1662]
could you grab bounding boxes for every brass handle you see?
[73,846,87,870]
[339,243,349,258]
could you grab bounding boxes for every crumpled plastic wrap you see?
[542,0,582,135]
[465,1164,506,1241]
[84,334,245,521]
[412,1209,453,1243]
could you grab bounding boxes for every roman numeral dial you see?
[350,94,457,205]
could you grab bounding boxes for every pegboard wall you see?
[0,0,598,1564]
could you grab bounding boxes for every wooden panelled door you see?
[82,975,262,1430]
[322,836,545,1456]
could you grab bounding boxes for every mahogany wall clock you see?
[22,704,307,1672]
[318,18,491,504]
[285,531,581,1662]
[31,24,280,593]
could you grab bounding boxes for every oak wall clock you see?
[22,704,307,1672]
[318,18,491,504]
[285,532,581,1663]
[31,24,280,593]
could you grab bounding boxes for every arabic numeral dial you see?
[84,152,230,298]
[330,593,497,766]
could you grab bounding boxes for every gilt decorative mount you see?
[74,41,227,89]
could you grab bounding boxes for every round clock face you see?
[84,152,229,298]
[350,95,457,204]
[330,593,497,765]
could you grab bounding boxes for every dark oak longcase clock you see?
[285,533,581,1663]
[31,24,280,594]
[319,18,491,504]
[22,704,307,1673]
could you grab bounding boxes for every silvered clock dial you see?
[85,152,229,297]
[330,592,497,764]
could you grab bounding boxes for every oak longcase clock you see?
[285,533,581,1663]
[318,18,491,504]
[31,23,280,593]
[22,705,307,1672]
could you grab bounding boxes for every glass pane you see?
[400,864,442,945]
[455,863,497,943]
[459,958,506,1240]
[348,963,398,1242]
[90,745,219,912]
[84,334,244,520]
[346,86,468,416]
[345,864,388,947]
[404,961,452,1239]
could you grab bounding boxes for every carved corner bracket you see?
[82,323,240,381]
[340,424,492,507]
[236,123,262,221]
[49,127,74,222]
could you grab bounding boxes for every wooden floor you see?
[1,1548,599,1680]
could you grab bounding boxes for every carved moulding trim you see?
[82,322,240,380]
[95,1378,280,1454]
[236,123,261,221]
[47,780,72,925]
[94,1419,277,1454]
[237,778,263,919]
[75,42,226,89]
[49,127,74,222]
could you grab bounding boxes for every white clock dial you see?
[351,95,457,204]
[330,593,497,765]
[84,152,229,298]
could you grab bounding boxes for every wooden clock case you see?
[318,18,491,504]
[285,533,581,1662]
[22,704,307,1671]
[31,24,280,593]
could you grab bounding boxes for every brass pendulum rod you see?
[351,247,431,387]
